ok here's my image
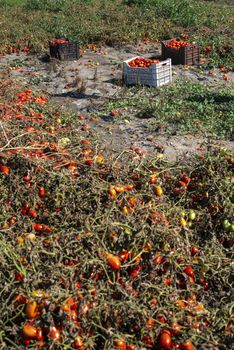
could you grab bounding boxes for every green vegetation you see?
[105,80,234,140]
[0,0,233,68]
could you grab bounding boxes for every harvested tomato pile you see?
[49,39,69,46]
[165,40,192,49]
[128,57,160,67]
[0,70,233,350]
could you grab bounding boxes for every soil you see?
[1,42,233,160]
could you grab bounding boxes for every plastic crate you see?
[123,57,172,87]
[49,40,80,61]
[161,40,200,65]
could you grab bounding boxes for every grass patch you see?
[105,80,234,140]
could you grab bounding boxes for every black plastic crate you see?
[161,40,200,65]
[49,40,80,61]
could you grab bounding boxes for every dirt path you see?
[1,43,233,160]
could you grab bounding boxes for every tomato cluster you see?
[165,39,192,50]
[128,57,160,68]
[49,39,69,46]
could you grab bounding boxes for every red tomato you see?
[118,250,129,263]
[191,246,199,256]
[184,265,195,278]
[114,339,127,350]
[159,330,172,349]
[180,340,196,350]
[169,321,182,336]
[28,209,38,218]
[21,203,30,215]
[129,265,142,278]
[126,345,136,350]
[0,165,10,174]
[32,223,43,232]
[74,335,84,350]
[38,187,46,198]
[49,326,61,340]
[107,254,121,270]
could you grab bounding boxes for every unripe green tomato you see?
[188,210,196,221]
[181,211,186,218]
[229,224,234,232]
[223,220,231,230]
[187,221,193,228]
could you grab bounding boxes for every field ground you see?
[0,1,233,350]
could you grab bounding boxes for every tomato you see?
[28,209,38,219]
[38,187,46,199]
[49,326,61,340]
[126,345,135,350]
[107,254,121,270]
[23,175,32,182]
[188,210,196,221]
[25,300,38,319]
[184,266,195,278]
[154,185,163,197]
[180,218,187,228]
[74,335,84,350]
[36,328,43,341]
[159,330,172,349]
[169,321,182,336]
[180,340,196,350]
[191,246,199,256]
[181,174,191,184]
[108,187,117,198]
[118,250,129,263]
[129,264,142,278]
[124,184,134,191]
[15,271,24,282]
[114,339,127,350]
[164,276,172,286]
[21,203,30,215]
[32,223,43,232]
[223,219,231,230]
[0,165,10,174]
[22,323,38,339]
[111,110,119,117]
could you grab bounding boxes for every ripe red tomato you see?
[180,340,196,350]
[0,165,10,174]
[118,250,129,263]
[159,330,172,349]
[21,203,30,215]
[169,321,182,336]
[191,246,199,256]
[32,223,43,232]
[126,345,136,350]
[114,339,127,350]
[38,187,46,198]
[74,335,84,350]
[129,265,142,278]
[184,265,195,278]
[107,254,121,270]
[49,326,61,340]
[28,209,38,218]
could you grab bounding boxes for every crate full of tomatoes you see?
[161,39,200,65]
[49,39,80,61]
[123,57,172,87]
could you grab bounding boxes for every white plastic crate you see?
[123,57,172,87]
